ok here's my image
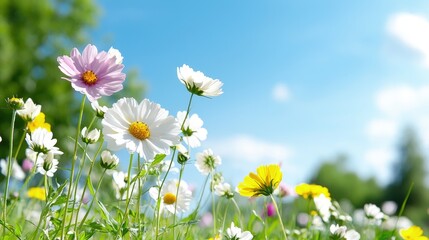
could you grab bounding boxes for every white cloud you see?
[209,135,292,164]
[375,85,418,116]
[272,83,290,102]
[387,12,429,67]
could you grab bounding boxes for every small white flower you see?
[36,152,59,177]
[313,194,332,222]
[176,111,207,148]
[91,101,108,118]
[195,149,221,175]
[25,128,63,155]
[108,47,123,64]
[226,222,253,240]
[364,203,385,224]
[100,150,119,170]
[16,98,41,122]
[81,127,100,144]
[330,224,360,240]
[214,182,234,198]
[177,64,223,97]
[0,159,25,181]
[149,179,192,214]
[0,136,2,143]
[112,171,137,200]
[102,97,180,161]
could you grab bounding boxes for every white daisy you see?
[25,128,63,155]
[102,97,180,161]
[195,149,221,175]
[226,222,253,240]
[313,194,332,222]
[16,98,41,122]
[36,151,59,177]
[100,150,119,170]
[108,47,123,64]
[176,111,207,148]
[81,127,100,144]
[0,159,25,181]
[330,224,360,240]
[149,179,192,214]
[177,64,223,97]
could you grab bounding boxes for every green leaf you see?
[150,153,166,167]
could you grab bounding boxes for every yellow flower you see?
[27,187,46,201]
[27,112,51,132]
[400,226,429,240]
[295,183,330,199]
[237,164,282,197]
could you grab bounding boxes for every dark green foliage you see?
[310,154,383,207]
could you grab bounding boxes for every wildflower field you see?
[1,44,428,240]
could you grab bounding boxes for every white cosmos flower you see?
[16,98,41,122]
[25,128,63,155]
[149,179,192,214]
[0,159,25,181]
[108,47,123,64]
[91,100,108,118]
[177,64,223,97]
[226,222,253,240]
[81,127,100,144]
[176,111,207,148]
[195,149,221,175]
[36,152,59,177]
[100,150,119,170]
[102,98,180,161]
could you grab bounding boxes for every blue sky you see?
[91,1,429,188]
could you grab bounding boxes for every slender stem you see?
[137,155,142,239]
[78,169,107,229]
[61,96,86,238]
[390,182,414,238]
[120,154,134,236]
[180,93,194,130]
[211,173,217,236]
[13,129,26,160]
[270,194,288,240]
[172,163,186,238]
[184,174,210,239]
[3,110,16,235]
[221,200,231,233]
[231,198,243,229]
[155,150,176,240]
[68,144,88,228]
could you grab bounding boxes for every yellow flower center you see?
[82,70,98,85]
[163,192,176,205]
[128,121,150,140]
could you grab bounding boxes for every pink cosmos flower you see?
[57,44,126,102]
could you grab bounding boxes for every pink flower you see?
[57,44,126,102]
[266,202,276,217]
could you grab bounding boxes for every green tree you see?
[310,154,383,207]
[385,127,429,227]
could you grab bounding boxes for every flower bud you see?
[7,97,24,110]
[81,127,100,144]
[100,150,119,170]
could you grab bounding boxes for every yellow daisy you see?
[237,164,282,197]
[400,226,429,240]
[27,112,51,132]
[295,183,330,199]
[27,187,46,201]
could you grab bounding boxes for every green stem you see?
[78,169,107,229]
[184,174,210,238]
[212,173,217,236]
[137,155,142,239]
[61,95,85,238]
[390,182,414,238]
[68,144,89,228]
[3,110,16,235]
[231,198,243,229]
[172,163,186,238]
[120,154,134,236]
[13,129,26,161]
[270,194,288,240]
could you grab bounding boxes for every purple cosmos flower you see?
[266,202,276,217]
[57,44,126,102]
